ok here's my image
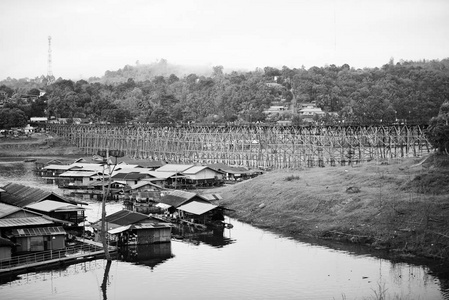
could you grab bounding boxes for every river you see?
[0,158,448,300]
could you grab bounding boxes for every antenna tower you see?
[47,36,54,84]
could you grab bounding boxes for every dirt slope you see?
[210,154,449,261]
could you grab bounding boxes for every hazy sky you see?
[1,0,448,80]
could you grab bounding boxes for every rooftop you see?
[156,164,194,173]
[0,183,81,207]
[0,216,54,228]
[177,201,218,215]
[93,209,149,227]
[0,202,21,218]
[25,200,85,213]
[159,190,208,208]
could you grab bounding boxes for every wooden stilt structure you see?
[48,123,432,169]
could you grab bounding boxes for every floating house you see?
[111,172,151,186]
[176,201,225,227]
[35,160,261,191]
[0,183,85,208]
[59,170,104,186]
[91,210,172,246]
[124,181,165,214]
[0,203,68,253]
[207,163,263,182]
[39,164,73,182]
[158,190,226,228]
[0,183,87,233]
[181,166,225,187]
[25,200,86,229]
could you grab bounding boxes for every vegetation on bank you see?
[213,154,449,262]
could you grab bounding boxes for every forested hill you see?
[1,58,449,126]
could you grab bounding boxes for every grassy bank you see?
[211,154,449,262]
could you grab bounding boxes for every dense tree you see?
[0,108,28,129]
[426,101,449,153]
[1,58,449,126]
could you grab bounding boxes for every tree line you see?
[1,58,449,128]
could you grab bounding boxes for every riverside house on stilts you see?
[91,210,172,246]
[0,183,87,235]
[0,203,69,253]
[157,190,226,229]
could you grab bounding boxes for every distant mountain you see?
[90,59,216,84]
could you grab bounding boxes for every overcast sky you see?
[1,0,448,80]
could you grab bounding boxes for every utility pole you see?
[98,149,124,261]
[47,36,55,85]
[101,149,111,260]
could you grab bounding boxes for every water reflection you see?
[172,225,235,248]
[118,243,173,269]
[100,260,112,300]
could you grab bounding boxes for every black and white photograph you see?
[0,0,448,299]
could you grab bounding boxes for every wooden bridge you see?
[47,124,433,169]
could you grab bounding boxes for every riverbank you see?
[210,154,449,267]
[0,133,83,157]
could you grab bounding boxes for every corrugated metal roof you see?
[132,223,171,229]
[206,164,251,174]
[107,222,171,234]
[207,163,230,169]
[177,201,218,215]
[129,181,161,190]
[0,183,79,207]
[25,200,85,213]
[59,170,99,177]
[158,190,208,208]
[108,225,131,234]
[93,209,149,227]
[69,163,105,172]
[11,226,66,237]
[156,164,194,173]
[43,164,73,170]
[182,166,209,174]
[0,216,54,227]
[112,172,148,180]
[0,202,21,218]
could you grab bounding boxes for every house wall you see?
[15,235,65,252]
[0,246,12,260]
[136,228,171,244]
[47,235,65,250]
[126,179,139,186]
[188,169,221,180]
[15,236,43,252]
[15,237,29,252]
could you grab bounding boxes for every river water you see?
[0,158,448,300]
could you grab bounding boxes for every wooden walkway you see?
[0,238,116,276]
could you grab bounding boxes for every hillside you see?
[211,154,449,261]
